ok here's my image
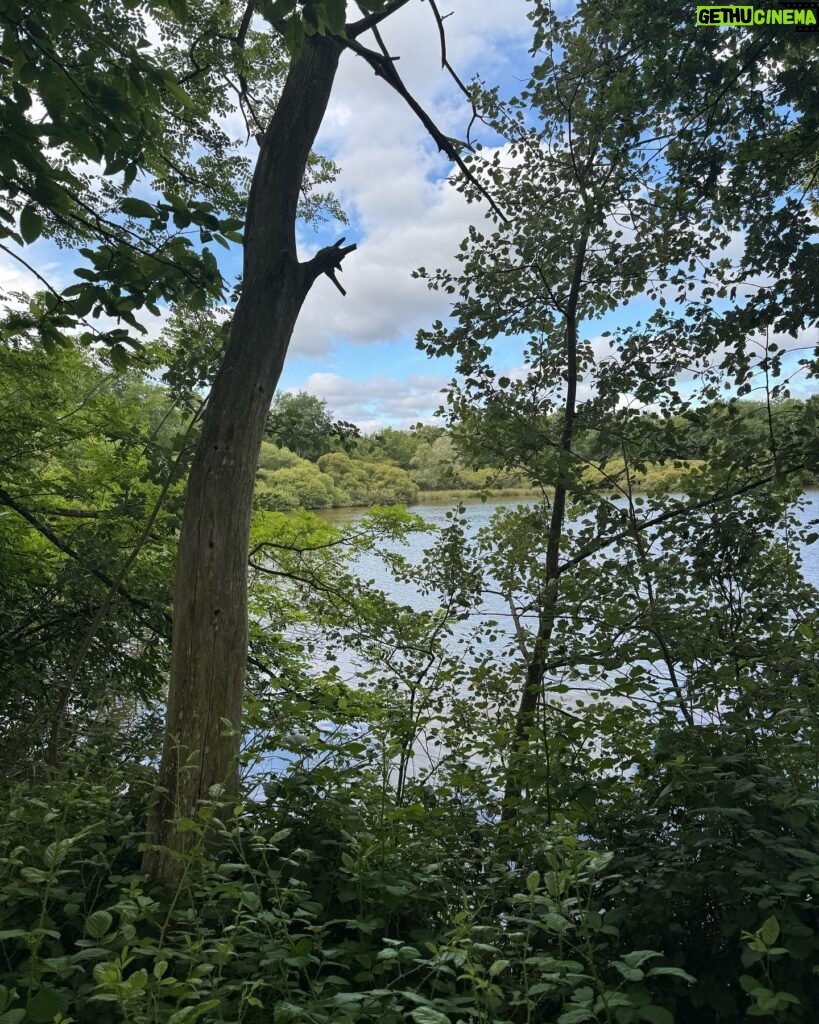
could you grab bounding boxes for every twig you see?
[340,34,507,222]
[426,0,480,147]
[304,236,357,295]
[348,0,415,39]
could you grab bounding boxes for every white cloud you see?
[0,249,43,296]
[290,369,450,428]
[289,0,533,357]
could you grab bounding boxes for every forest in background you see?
[257,388,819,509]
[2,0,819,1022]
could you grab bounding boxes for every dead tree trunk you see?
[143,35,351,880]
[141,0,495,879]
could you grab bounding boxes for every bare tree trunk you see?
[144,35,349,880]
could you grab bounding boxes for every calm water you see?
[320,490,819,612]
[254,492,819,781]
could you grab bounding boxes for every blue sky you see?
[0,0,538,430]
[278,0,539,429]
[3,0,815,429]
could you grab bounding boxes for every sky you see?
[2,0,816,431]
[279,3,818,426]
[280,0,537,430]
[0,0,538,431]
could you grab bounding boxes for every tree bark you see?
[143,35,345,880]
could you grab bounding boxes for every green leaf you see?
[110,344,131,371]
[613,961,645,981]
[167,1000,220,1024]
[759,916,780,946]
[324,0,347,34]
[26,988,67,1024]
[163,79,195,109]
[85,910,113,940]
[164,0,189,20]
[258,0,297,21]
[739,973,761,992]
[43,838,73,868]
[19,205,43,244]
[20,867,48,884]
[622,950,662,969]
[283,13,305,57]
[526,870,540,893]
[0,1010,26,1024]
[120,198,156,219]
[558,1010,594,1024]
[647,966,696,983]
[410,1009,451,1024]
[637,1007,674,1024]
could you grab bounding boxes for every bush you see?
[255,464,346,510]
[582,458,705,494]
[317,452,418,506]
[595,739,819,1022]
[0,761,692,1024]
[257,442,306,472]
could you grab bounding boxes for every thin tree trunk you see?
[144,35,349,880]
[501,229,588,822]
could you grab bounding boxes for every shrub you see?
[317,453,418,506]
[0,759,692,1024]
[255,464,346,510]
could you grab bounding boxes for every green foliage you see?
[2,1,819,1020]
[0,0,265,353]
[0,345,187,770]
[0,758,695,1024]
[256,462,346,510]
[596,741,819,1021]
[266,391,347,462]
[316,451,418,506]
[0,0,342,360]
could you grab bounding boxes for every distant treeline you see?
[256,391,819,511]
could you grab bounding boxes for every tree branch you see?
[236,1,255,49]
[556,463,807,579]
[0,486,156,615]
[347,0,414,39]
[303,236,357,295]
[426,0,479,146]
[340,34,507,223]
[36,507,103,519]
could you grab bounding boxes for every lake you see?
[319,489,819,611]
[255,490,819,783]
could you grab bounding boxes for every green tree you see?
[0,0,264,355]
[149,1,492,878]
[317,451,417,505]
[256,462,346,509]
[266,391,341,462]
[418,0,819,817]
[2,0,486,878]
[0,346,189,770]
